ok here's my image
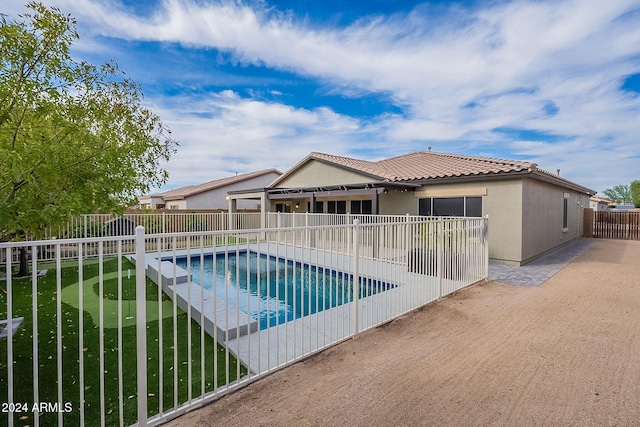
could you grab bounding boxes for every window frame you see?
[562,194,569,231]
[350,199,373,215]
[419,196,483,218]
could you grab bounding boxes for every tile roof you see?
[310,151,534,182]
[299,151,595,194]
[157,168,281,200]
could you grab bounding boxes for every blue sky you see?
[5,0,640,194]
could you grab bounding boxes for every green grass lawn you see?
[0,257,246,426]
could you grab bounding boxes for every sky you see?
[4,0,640,195]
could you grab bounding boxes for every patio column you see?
[309,193,317,247]
[372,189,379,258]
[227,197,237,213]
[371,189,379,215]
[260,191,267,229]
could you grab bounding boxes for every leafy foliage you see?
[602,185,632,204]
[630,180,640,208]
[0,3,177,242]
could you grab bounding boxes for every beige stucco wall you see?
[378,190,416,214]
[165,200,187,210]
[520,178,590,263]
[402,179,591,265]
[480,180,524,264]
[400,180,524,264]
[276,160,379,188]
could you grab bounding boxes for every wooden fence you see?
[584,209,640,240]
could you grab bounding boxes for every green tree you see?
[1,3,177,273]
[630,180,640,208]
[602,185,632,204]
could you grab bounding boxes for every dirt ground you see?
[166,239,640,427]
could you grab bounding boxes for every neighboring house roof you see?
[271,151,595,195]
[590,195,612,203]
[157,169,282,201]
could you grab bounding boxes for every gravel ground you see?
[165,239,640,427]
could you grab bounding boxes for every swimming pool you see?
[175,251,393,330]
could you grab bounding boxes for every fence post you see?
[135,226,148,427]
[6,249,14,427]
[583,208,593,238]
[352,219,361,335]
[437,217,443,298]
[305,212,311,247]
[405,213,411,276]
[484,215,489,280]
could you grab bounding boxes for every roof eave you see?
[407,170,595,195]
[162,195,186,201]
[269,154,384,188]
[530,171,597,195]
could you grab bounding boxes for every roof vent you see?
[428,146,432,152]
[557,169,561,176]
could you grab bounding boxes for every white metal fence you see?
[33,212,264,240]
[35,211,440,241]
[1,215,488,426]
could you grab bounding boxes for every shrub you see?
[631,180,640,208]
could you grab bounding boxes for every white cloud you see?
[10,0,640,193]
[149,91,362,187]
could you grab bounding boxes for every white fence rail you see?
[1,215,488,426]
[33,212,264,240]
[34,211,435,240]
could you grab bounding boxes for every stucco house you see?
[589,195,611,211]
[137,168,282,210]
[228,150,596,265]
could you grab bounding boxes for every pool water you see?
[175,251,392,330]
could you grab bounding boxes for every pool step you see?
[146,260,191,287]
[163,282,259,341]
[130,254,259,342]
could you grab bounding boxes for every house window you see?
[419,196,482,217]
[275,203,291,213]
[562,197,569,229]
[350,200,372,214]
[327,200,347,214]
[465,197,483,217]
[418,198,432,216]
[433,198,464,216]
